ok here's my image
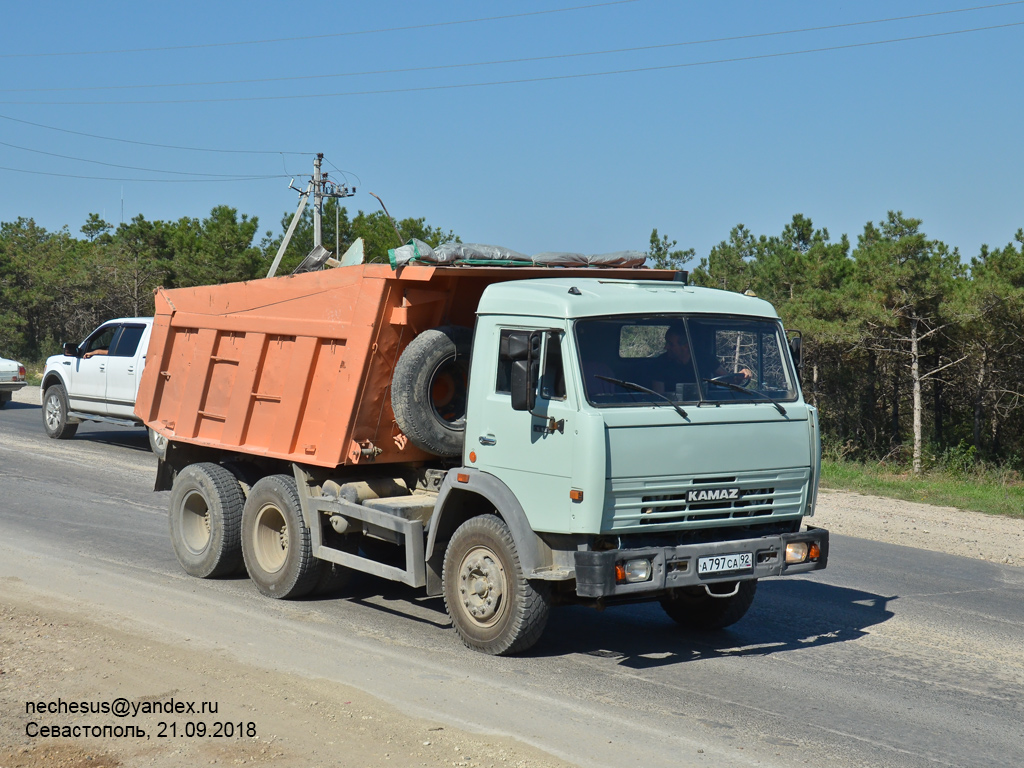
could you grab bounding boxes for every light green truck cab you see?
[429,276,827,652]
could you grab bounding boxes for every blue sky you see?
[2,1,1022,263]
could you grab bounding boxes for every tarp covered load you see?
[388,239,647,269]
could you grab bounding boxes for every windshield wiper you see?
[703,377,787,416]
[595,375,688,419]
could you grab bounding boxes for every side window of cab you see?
[495,328,566,400]
[83,325,121,358]
[111,324,146,357]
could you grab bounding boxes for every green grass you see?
[25,361,44,387]
[821,459,1024,519]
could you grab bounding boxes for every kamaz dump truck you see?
[136,258,828,655]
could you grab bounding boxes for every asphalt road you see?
[1,396,1022,768]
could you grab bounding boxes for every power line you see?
[0,1,640,59]
[0,113,310,155]
[0,165,282,183]
[2,1,1019,94]
[1,21,1019,106]
[0,140,287,177]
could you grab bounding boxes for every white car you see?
[0,355,27,408]
[39,317,165,455]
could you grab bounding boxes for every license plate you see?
[698,552,753,574]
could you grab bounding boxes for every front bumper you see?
[574,527,829,599]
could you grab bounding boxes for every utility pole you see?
[312,154,323,251]
[266,153,354,278]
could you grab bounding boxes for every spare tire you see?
[392,325,472,457]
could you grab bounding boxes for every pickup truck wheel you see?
[392,326,472,457]
[0,391,10,408]
[242,474,319,599]
[148,427,169,460]
[660,580,757,630]
[168,462,245,578]
[42,385,78,439]
[442,515,550,655]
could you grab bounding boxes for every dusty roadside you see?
[813,488,1021,567]
[0,580,575,768]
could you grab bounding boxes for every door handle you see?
[478,434,496,446]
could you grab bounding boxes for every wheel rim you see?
[151,430,168,452]
[456,545,508,628]
[252,503,288,574]
[180,490,212,554]
[44,395,61,430]
[429,358,468,427]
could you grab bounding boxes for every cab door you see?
[104,323,148,418]
[467,323,577,534]
[68,323,121,415]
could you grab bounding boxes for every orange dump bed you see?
[135,263,673,468]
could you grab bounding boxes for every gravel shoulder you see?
[813,488,1021,567]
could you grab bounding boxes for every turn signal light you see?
[569,489,584,502]
[809,542,821,561]
[456,473,470,484]
[615,558,652,584]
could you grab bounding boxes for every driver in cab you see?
[653,323,752,395]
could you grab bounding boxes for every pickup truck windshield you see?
[576,315,798,407]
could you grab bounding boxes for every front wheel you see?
[241,474,319,599]
[442,515,550,655]
[660,580,757,630]
[42,385,78,439]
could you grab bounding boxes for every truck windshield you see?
[575,315,799,407]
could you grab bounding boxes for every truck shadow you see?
[312,576,896,659]
[72,427,152,453]
[1,400,38,411]
[534,579,896,667]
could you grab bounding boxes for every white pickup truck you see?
[40,317,166,456]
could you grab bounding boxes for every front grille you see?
[640,486,774,524]
[607,470,807,532]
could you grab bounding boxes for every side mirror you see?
[788,334,803,370]
[508,331,541,412]
[511,359,542,412]
[62,342,80,357]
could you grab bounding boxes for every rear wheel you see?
[660,580,757,630]
[242,474,319,599]
[0,391,11,408]
[42,385,77,439]
[168,463,245,578]
[442,515,550,655]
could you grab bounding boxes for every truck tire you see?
[392,326,472,457]
[148,427,169,460]
[42,384,78,439]
[442,515,550,655]
[168,462,245,578]
[660,580,757,630]
[242,474,319,599]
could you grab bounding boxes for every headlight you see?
[785,542,809,563]
[616,558,652,583]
